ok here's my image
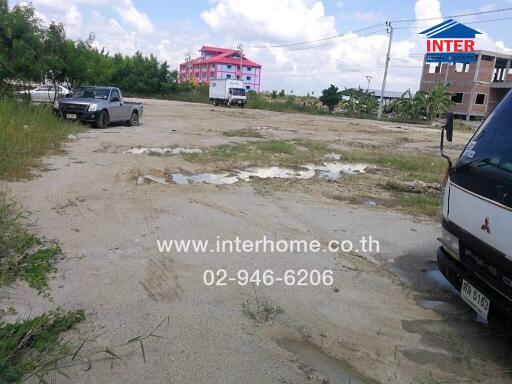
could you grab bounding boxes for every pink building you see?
[179,46,261,92]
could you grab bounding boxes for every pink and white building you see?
[179,46,261,92]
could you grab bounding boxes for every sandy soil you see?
[3,99,511,384]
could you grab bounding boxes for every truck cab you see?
[438,90,512,328]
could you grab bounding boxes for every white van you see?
[438,90,512,327]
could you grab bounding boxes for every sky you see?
[10,0,512,95]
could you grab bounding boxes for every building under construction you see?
[419,50,512,120]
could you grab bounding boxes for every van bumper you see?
[437,246,512,331]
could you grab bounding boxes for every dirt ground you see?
[4,98,512,383]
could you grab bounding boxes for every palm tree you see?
[428,83,454,120]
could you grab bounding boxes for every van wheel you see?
[128,111,139,126]
[240,103,245,109]
[95,111,109,129]
[213,99,219,106]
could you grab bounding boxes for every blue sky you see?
[12,0,512,94]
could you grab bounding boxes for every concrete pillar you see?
[466,53,482,121]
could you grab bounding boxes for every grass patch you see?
[0,309,85,383]
[0,191,59,294]
[256,140,296,155]
[396,193,441,218]
[454,120,475,132]
[341,149,446,183]
[222,129,264,138]
[0,99,82,180]
[182,140,335,168]
[241,285,283,323]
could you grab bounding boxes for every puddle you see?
[427,270,458,294]
[171,162,369,186]
[170,173,239,185]
[324,152,341,161]
[138,162,370,186]
[124,147,202,155]
[137,175,169,185]
[277,339,376,384]
[419,299,446,310]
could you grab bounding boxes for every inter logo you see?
[420,19,481,63]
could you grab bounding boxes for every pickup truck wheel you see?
[128,111,139,126]
[95,111,109,129]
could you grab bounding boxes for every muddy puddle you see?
[124,147,202,155]
[137,162,371,186]
[277,339,376,384]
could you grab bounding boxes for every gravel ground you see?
[3,98,511,384]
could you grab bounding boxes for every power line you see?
[393,15,512,29]
[262,65,422,78]
[245,29,386,53]
[243,7,512,52]
[244,22,383,49]
[390,6,512,23]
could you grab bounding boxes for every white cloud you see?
[112,0,154,34]
[414,0,442,26]
[201,0,337,43]
[63,6,82,39]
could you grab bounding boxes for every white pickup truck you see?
[209,79,246,108]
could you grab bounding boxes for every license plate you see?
[461,280,490,319]
[66,114,77,120]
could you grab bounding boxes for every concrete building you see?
[179,46,262,92]
[419,50,512,120]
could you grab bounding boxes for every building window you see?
[227,65,232,69]
[475,94,485,105]
[246,86,250,90]
[236,75,240,80]
[210,64,215,69]
[226,74,231,79]
[246,66,252,71]
[451,93,463,103]
[454,63,469,73]
[210,72,215,78]
[246,76,251,81]
[428,63,441,74]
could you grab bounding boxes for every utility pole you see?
[237,43,243,81]
[365,75,373,92]
[378,22,393,120]
[185,52,191,82]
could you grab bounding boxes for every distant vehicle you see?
[55,86,143,128]
[18,85,70,102]
[438,90,512,328]
[209,79,246,108]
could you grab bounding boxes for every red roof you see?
[180,46,261,68]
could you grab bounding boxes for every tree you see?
[427,83,454,120]
[320,84,341,113]
[43,23,68,101]
[0,3,45,96]
[278,89,285,97]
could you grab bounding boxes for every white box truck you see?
[438,90,512,330]
[209,79,246,108]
